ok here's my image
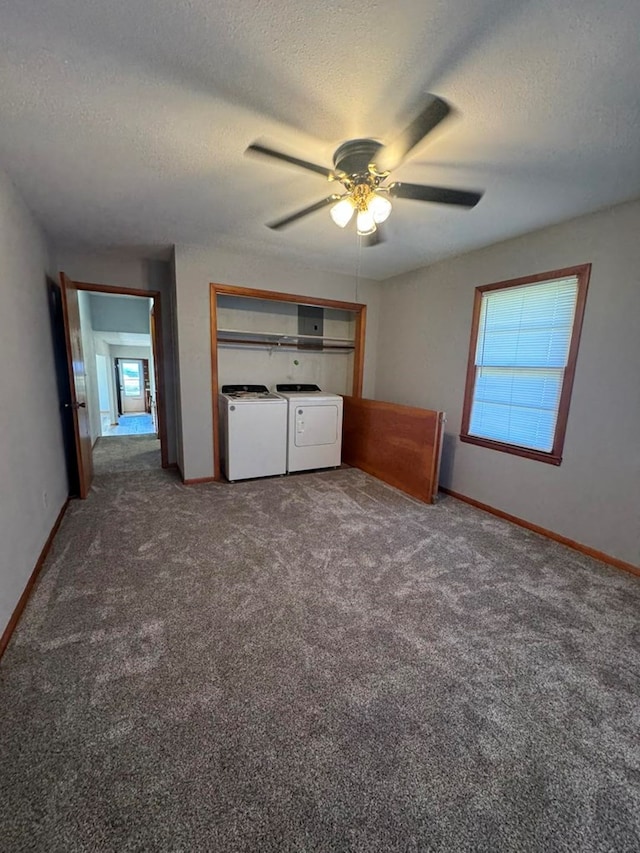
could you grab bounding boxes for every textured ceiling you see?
[1,0,639,279]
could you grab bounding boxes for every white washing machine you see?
[275,384,343,473]
[218,385,287,481]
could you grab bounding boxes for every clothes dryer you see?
[275,384,343,473]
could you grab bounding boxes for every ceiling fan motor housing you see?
[332,138,383,180]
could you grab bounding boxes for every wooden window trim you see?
[460,263,591,465]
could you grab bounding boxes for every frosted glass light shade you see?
[330,197,355,228]
[368,194,392,223]
[356,208,376,236]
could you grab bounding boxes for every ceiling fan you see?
[246,94,483,245]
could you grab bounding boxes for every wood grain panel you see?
[60,273,93,497]
[351,306,366,398]
[342,397,444,504]
[210,285,221,480]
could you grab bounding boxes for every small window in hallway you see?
[122,361,142,396]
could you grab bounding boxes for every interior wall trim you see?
[175,462,216,485]
[440,487,640,578]
[0,499,70,661]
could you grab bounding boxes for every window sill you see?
[459,433,562,465]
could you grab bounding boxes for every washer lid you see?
[221,384,283,400]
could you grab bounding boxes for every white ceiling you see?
[1,0,639,280]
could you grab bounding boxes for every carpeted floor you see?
[92,434,161,475]
[1,440,639,852]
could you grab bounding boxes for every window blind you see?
[469,276,579,452]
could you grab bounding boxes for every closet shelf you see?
[216,328,355,351]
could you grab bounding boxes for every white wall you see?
[174,244,381,480]
[54,251,178,464]
[217,297,355,395]
[0,170,68,638]
[94,336,118,425]
[77,290,101,445]
[375,199,640,566]
[96,355,110,413]
[217,346,354,396]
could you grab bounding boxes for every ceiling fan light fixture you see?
[330,197,355,228]
[356,208,376,236]
[368,193,392,224]
[248,93,483,242]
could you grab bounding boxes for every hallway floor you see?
[92,435,161,475]
[101,413,155,436]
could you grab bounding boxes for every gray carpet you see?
[92,434,161,474]
[1,449,639,852]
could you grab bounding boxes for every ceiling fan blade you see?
[373,95,451,173]
[247,143,336,180]
[388,182,483,208]
[266,195,341,230]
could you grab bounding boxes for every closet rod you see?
[217,337,354,352]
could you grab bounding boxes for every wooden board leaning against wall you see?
[342,397,445,504]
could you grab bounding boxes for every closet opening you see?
[210,283,366,481]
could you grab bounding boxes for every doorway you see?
[102,357,155,438]
[120,359,146,412]
[103,357,156,436]
[60,274,169,497]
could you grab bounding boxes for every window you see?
[460,264,590,465]
[122,361,142,396]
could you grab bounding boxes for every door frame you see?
[210,282,366,481]
[71,281,170,469]
[114,357,123,416]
